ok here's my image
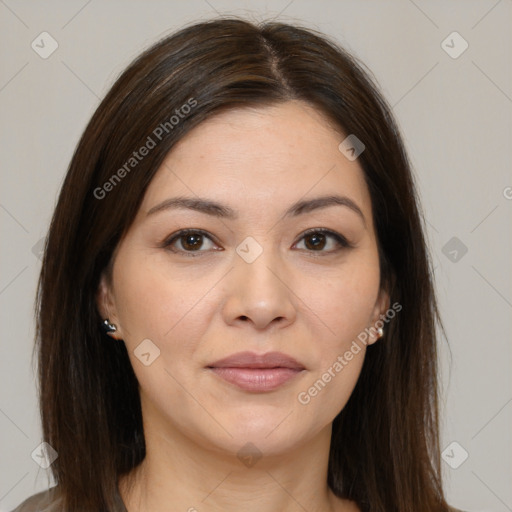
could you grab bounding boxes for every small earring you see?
[101,319,117,336]
[377,327,384,339]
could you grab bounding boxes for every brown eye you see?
[295,229,351,253]
[163,229,218,257]
[304,232,328,250]
[179,232,204,251]
[163,228,351,258]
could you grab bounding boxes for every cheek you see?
[304,351,366,413]
[289,256,380,417]
[112,251,211,347]
[295,288,370,423]
[301,257,381,354]
[111,258,210,409]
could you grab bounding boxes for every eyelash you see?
[162,228,353,258]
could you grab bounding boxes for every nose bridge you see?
[223,236,296,329]
[237,243,282,291]
[236,236,286,298]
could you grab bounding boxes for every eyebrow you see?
[146,194,366,226]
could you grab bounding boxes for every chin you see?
[212,418,312,456]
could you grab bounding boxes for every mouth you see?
[206,351,305,392]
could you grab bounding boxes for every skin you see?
[97,100,389,512]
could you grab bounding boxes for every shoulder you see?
[10,487,62,512]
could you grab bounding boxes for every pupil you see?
[183,234,202,250]
[305,233,325,250]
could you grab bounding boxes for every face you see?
[97,100,389,460]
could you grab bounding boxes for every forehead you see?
[139,101,373,225]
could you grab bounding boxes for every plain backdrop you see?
[0,1,511,511]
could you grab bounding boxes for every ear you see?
[366,287,390,346]
[96,271,122,340]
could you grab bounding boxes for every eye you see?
[162,228,352,258]
[163,229,220,257]
[294,228,352,254]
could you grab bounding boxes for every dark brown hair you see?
[34,17,450,512]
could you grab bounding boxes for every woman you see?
[12,17,463,512]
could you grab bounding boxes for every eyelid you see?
[162,227,353,256]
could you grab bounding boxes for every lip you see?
[207,351,305,392]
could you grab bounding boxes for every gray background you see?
[0,1,511,511]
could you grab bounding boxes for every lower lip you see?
[209,367,303,392]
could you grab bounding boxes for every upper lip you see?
[207,351,305,370]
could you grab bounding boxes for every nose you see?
[221,247,297,331]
